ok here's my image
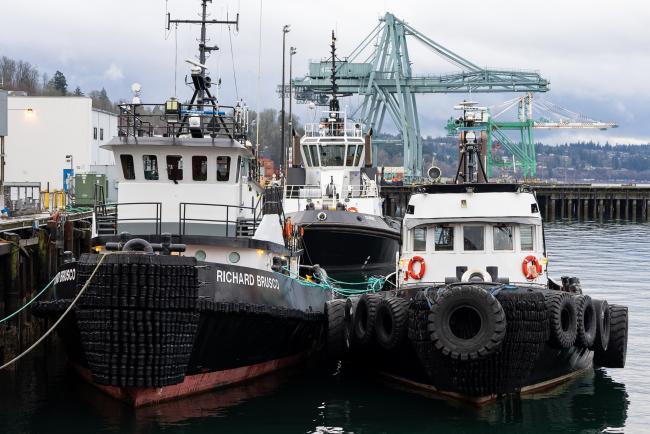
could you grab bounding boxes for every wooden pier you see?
[0,211,93,364]
[381,183,650,221]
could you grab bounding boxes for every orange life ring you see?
[348,207,358,213]
[283,220,293,239]
[407,256,426,280]
[522,255,543,280]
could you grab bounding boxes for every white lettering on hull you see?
[214,268,280,290]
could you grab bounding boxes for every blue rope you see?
[0,276,56,324]
[275,266,385,296]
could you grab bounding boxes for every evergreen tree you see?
[49,70,68,95]
[72,86,84,96]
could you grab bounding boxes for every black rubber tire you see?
[591,299,611,353]
[544,291,577,349]
[324,299,348,358]
[353,294,381,345]
[427,285,506,361]
[594,304,627,368]
[375,297,410,351]
[575,294,597,348]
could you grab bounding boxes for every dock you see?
[381,183,650,221]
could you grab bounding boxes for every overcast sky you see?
[1,0,649,144]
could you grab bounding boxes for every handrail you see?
[96,202,162,236]
[178,202,259,237]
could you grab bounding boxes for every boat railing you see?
[178,202,260,237]
[346,183,379,198]
[284,184,322,199]
[303,111,364,138]
[117,102,248,142]
[95,202,163,236]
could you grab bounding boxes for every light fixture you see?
[26,108,33,113]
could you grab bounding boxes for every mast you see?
[167,0,239,103]
[329,31,340,114]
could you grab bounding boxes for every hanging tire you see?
[375,297,410,351]
[427,285,506,361]
[593,304,628,368]
[575,294,597,348]
[544,291,577,349]
[324,299,348,358]
[353,294,381,345]
[591,299,611,353]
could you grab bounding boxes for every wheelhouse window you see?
[520,225,535,251]
[235,156,242,181]
[463,225,484,251]
[320,145,345,166]
[434,226,454,251]
[354,145,363,166]
[142,155,159,180]
[302,145,312,166]
[100,128,104,140]
[192,156,207,181]
[93,127,97,140]
[413,227,427,251]
[166,155,183,181]
[346,145,357,166]
[217,156,231,181]
[493,225,514,251]
[309,145,320,166]
[120,155,135,180]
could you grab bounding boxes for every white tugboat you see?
[283,32,400,282]
[344,101,629,403]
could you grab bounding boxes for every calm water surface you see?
[1,222,647,433]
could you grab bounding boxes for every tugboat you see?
[34,2,331,407]
[283,32,400,282]
[344,101,629,402]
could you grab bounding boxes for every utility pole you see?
[167,0,239,103]
[288,46,296,166]
[281,24,290,176]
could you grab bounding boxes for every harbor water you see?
[0,221,647,433]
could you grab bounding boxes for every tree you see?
[48,70,68,95]
[72,86,84,96]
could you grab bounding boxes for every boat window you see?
[320,145,345,166]
[302,145,312,166]
[166,155,183,181]
[236,156,241,181]
[434,226,454,251]
[309,145,320,166]
[120,155,135,180]
[463,225,484,251]
[413,227,426,251]
[520,225,535,251]
[192,156,207,181]
[346,145,357,166]
[493,225,514,251]
[142,155,159,180]
[354,145,363,166]
[217,156,231,181]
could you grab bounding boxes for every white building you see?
[5,96,117,190]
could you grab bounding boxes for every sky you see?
[1,0,649,144]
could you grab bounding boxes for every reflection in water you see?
[0,222,647,433]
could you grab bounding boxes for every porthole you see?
[317,211,327,221]
[195,249,207,261]
[228,251,241,263]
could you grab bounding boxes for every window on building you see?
[192,156,207,181]
[434,226,454,251]
[320,145,345,166]
[346,145,357,166]
[217,156,231,181]
[93,127,97,140]
[142,155,159,180]
[166,155,183,181]
[100,128,104,140]
[120,155,135,180]
[413,227,427,251]
[493,225,514,250]
[463,225,484,251]
[520,225,535,251]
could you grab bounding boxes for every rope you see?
[274,266,386,297]
[0,253,111,371]
[228,24,239,100]
[0,275,57,324]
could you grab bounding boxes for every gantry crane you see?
[446,94,619,177]
[286,12,550,176]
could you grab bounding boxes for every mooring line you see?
[0,253,111,371]
[0,275,57,324]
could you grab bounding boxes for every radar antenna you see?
[453,101,489,184]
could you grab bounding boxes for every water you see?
[1,222,648,433]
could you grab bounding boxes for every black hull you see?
[36,252,328,405]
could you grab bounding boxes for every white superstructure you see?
[400,185,547,286]
[283,110,382,215]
